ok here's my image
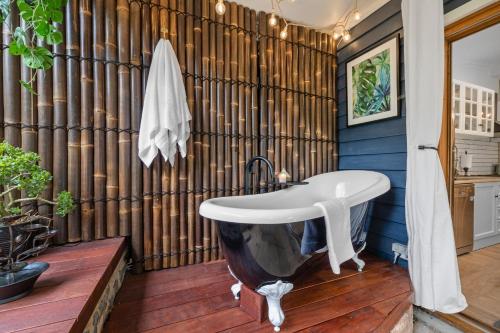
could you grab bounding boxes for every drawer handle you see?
[470,196,474,202]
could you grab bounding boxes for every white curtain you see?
[402,0,467,313]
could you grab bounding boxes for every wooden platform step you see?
[104,253,412,332]
[0,237,127,333]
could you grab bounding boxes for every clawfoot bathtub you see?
[199,170,390,331]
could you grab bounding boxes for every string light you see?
[269,13,278,26]
[215,0,226,15]
[331,0,361,44]
[280,25,288,39]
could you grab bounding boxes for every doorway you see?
[441,2,500,331]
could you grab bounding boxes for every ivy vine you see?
[0,0,67,93]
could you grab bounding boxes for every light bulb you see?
[269,13,278,26]
[353,9,361,21]
[333,31,341,40]
[215,0,226,15]
[280,27,288,39]
[343,30,351,41]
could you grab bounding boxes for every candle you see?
[277,168,290,184]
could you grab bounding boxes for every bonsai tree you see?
[0,141,74,220]
[0,141,74,271]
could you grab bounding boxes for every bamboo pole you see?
[168,0,179,268]
[2,4,21,147]
[273,21,281,181]
[130,0,143,272]
[258,12,268,190]
[215,0,225,259]
[285,25,293,177]
[315,32,322,175]
[80,0,94,241]
[66,0,81,242]
[20,20,36,154]
[250,9,257,196]
[185,0,195,265]
[237,5,246,196]
[209,0,218,260]
[298,26,305,180]
[177,0,188,266]
[150,0,162,270]
[223,4,232,198]
[230,2,239,198]
[266,15,275,192]
[193,0,203,263]
[53,17,68,244]
[201,0,211,262]
[159,0,170,269]
[291,25,299,180]
[279,20,286,175]
[93,0,106,240]
[105,0,119,238]
[321,34,328,173]
[140,0,152,271]
[37,45,53,218]
[304,28,311,179]
[331,38,338,171]
[309,30,316,176]
[19,22,36,215]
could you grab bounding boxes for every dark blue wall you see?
[336,0,470,262]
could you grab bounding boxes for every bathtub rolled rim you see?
[199,170,391,224]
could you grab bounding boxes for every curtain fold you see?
[401,0,467,313]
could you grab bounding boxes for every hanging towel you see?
[139,38,191,167]
[314,199,355,274]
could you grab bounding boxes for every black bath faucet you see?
[244,156,275,195]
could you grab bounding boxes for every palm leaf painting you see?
[351,49,391,118]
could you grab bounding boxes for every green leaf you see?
[19,80,37,95]
[50,10,63,23]
[35,21,50,37]
[47,31,63,45]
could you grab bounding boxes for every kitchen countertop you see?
[455,175,500,184]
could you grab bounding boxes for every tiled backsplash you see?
[455,133,500,175]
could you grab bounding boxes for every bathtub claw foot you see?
[352,254,365,272]
[352,242,367,272]
[231,281,242,300]
[257,280,293,332]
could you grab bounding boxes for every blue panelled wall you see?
[336,0,470,262]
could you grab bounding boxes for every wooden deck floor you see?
[0,238,126,333]
[459,244,500,331]
[104,254,412,332]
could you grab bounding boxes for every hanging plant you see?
[0,0,67,94]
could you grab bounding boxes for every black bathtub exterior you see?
[216,201,374,290]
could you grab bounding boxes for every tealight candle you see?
[277,168,290,184]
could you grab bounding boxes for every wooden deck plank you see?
[106,293,239,332]
[458,244,500,331]
[227,276,411,332]
[115,271,233,303]
[0,238,126,333]
[104,254,412,333]
[142,308,255,333]
[109,279,235,318]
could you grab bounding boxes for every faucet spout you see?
[244,156,275,195]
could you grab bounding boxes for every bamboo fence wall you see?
[0,0,337,271]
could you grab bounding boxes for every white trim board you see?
[445,0,499,25]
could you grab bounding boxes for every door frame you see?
[439,1,500,207]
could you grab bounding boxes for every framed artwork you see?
[346,36,399,126]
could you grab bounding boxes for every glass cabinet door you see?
[453,80,496,137]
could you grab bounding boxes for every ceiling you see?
[453,23,500,78]
[233,0,390,31]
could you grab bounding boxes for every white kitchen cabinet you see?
[473,182,500,250]
[453,80,496,137]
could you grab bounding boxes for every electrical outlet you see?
[392,243,408,264]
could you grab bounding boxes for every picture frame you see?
[346,36,399,127]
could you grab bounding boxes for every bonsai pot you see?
[0,262,49,304]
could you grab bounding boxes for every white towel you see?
[314,199,355,274]
[138,39,191,167]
